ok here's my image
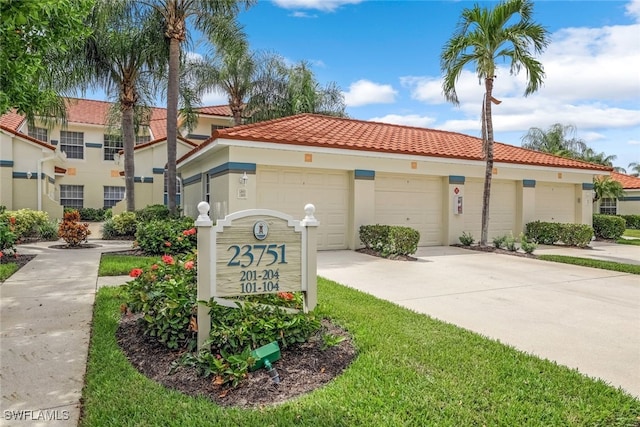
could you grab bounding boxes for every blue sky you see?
[220,0,640,171]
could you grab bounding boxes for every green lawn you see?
[538,255,640,274]
[81,279,639,427]
[616,238,640,246]
[623,229,640,239]
[0,262,19,281]
[98,253,159,276]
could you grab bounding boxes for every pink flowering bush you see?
[135,218,196,255]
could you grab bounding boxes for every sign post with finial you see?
[194,202,319,350]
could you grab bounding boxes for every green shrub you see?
[123,253,197,350]
[78,207,110,221]
[592,214,626,240]
[459,231,474,246]
[135,218,196,255]
[620,214,640,230]
[519,233,537,254]
[558,224,593,248]
[37,219,59,241]
[136,204,172,223]
[525,221,561,245]
[505,232,517,251]
[0,209,50,240]
[0,219,18,257]
[359,224,420,257]
[112,212,137,236]
[492,234,507,249]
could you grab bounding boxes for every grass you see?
[98,253,158,276]
[623,229,640,239]
[538,255,640,274]
[81,279,640,426]
[616,238,640,246]
[0,262,19,281]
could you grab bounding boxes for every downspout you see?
[37,154,56,211]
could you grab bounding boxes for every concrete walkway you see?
[1,239,132,427]
[317,242,640,399]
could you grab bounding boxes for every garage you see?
[256,166,350,250]
[535,183,575,223]
[464,179,517,239]
[374,174,443,246]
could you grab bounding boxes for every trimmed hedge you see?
[359,224,420,257]
[620,215,640,230]
[592,214,626,240]
[525,221,593,248]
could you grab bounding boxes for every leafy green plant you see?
[0,209,50,240]
[459,231,474,246]
[592,214,625,240]
[504,232,517,251]
[37,219,59,241]
[519,233,537,254]
[619,214,640,229]
[492,234,507,249]
[557,224,593,247]
[525,221,561,245]
[135,204,172,223]
[78,207,110,221]
[135,218,196,255]
[321,332,346,350]
[122,252,197,350]
[0,218,17,257]
[57,210,90,246]
[359,224,420,257]
[112,211,138,236]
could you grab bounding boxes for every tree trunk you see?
[122,104,136,212]
[480,77,495,246]
[166,36,180,215]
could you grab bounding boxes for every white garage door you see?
[535,183,575,223]
[257,167,349,250]
[375,174,443,246]
[464,179,517,239]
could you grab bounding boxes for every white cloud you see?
[400,76,445,104]
[369,114,436,128]
[201,90,228,106]
[290,11,317,18]
[272,0,362,12]
[626,0,640,20]
[629,140,640,145]
[343,79,397,107]
[582,132,606,142]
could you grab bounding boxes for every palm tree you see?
[627,162,640,177]
[593,175,624,204]
[247,59,347,123]
[578,147,617,167]
[73,1,166,211]
[521,123,587,158]
[190,37,253,126]
[441,0,549,245]
[143,0,255,215]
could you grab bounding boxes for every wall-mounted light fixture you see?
[239,171,248,185]
[140,176,145,183]
[26,171,32,179]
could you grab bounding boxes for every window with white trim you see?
[599,198,617,215]
[60,185,84,209]
[136,135,151,144]
[103,134,123,161]
[104,186,125,208]
[163,173,181,206]
[28,126,48,142]
[60,131,84,159]
[211,124,230,134]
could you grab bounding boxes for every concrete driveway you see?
[317,245,640,398]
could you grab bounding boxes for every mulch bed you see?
[356,247,417,261]
[116,315,357,409]
[0,253,37,270]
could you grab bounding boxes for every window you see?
[599,198,617,215]
[103,134,123,161]
[28,126,48,142]
[60,131,84,159]
[104,186,125,208]
[203,173,210,204]
[163,173,182,206]
[136,135,151,144]
[60,185,84,209]
[211,124,230,134]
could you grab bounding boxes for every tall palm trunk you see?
[480,77,495,246]
[122,103,136,212]
[166,37,180,214]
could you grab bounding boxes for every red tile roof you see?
[185,113,611,171]
[611,171,640,189]
[1,98,232,141]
